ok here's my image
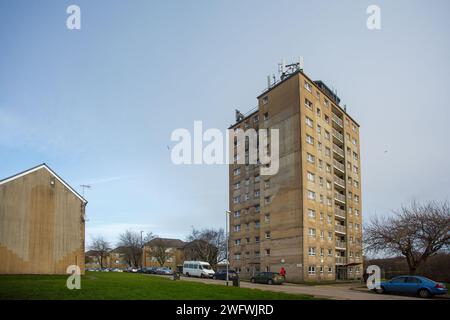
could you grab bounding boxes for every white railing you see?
[332,114,343,127]
[334,176,345,187]
[335,257,347,264]
[335,192,346,203]
[333,144,344,157]
[333,160,345,172]
[335,224,346,233]
[332,128,344,141]
[334,208,346,218]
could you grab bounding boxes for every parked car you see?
[183,261,215,278]
[250,272,284,285]
[155,267,173,275]
[376,276,448,298]
[142,267,157,274]
[213,270,238,280]
[100,268,110,272]
[125,267,139,273]
[111,268,123,272]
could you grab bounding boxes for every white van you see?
[183,261,215,278]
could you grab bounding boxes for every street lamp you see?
[225,210,231,286]
[140,230,144,271]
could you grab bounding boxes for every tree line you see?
[88,227,226,269]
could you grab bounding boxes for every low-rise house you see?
[143,238,185,270]
[108,246,131,269]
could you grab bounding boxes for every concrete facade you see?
[229,70,362,282]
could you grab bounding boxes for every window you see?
[320,212,324,221]
[233,196,240,204]
[317,125,322,134]
[306,134,314,145]
[264,112,269,120]
[254,115,259,123]
[234,225,241,232]
[325,147,331,157]
[307,171,315,182]
[262,96,268,104]
[317,142,322,151]
[265,232,271,239]
[264,196,271,204]
[328,249,333,257]
[353,166,359,174]
[316,108,321,117]
[304,82,312,92]
[320,248,324,257]
[352,138,357,146]
[234,182,240,190]
[234,254,241,260]
[254,190,260,198]
[327,215,332,224]
[233,168,241,176]
[307,190,316,200]
[320,230,324,239]
[355,195,360,203]
[324,130,330,140]
[308,228,316,237]
[307,153,315,164]
[305,116,313,128]
[235,239,241,246]
[353,152,358,161]
[328,231,333,241]
[305,98,313,110]
[234,210,241,218]
[255,236,260,243]
[324,98,329,107]
[245,193,250,201]
[264,213,270,222]
[265,249,271,256]
[246,237,250,243]
[319,266,324,274]
[354,180,359,189]
[308,209,316,218]
[264,180,270,189]
[255,175,261,182]
[255,251,260,258]
[308,247,316,256]
[308,266,316,275]
[328,266,333,273]
[355,209,360,216]
[255,205,260,213]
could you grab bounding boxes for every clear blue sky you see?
[1,0,449,245]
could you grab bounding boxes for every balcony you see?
[334,207,346,219]
[332,114,343,128]
[335,224,346,234]
[332,128,344,142]
[335,257,347,265]
[333,176,345,189]
[332,144,344,158]
[333,160,345,173]
[334,192,346,203]
[335,240,347,249]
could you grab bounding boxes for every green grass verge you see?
[0,272,315,300]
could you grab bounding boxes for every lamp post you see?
[140,230,144,271]
[226,210,231,286]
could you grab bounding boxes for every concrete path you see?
[153,275,424,300]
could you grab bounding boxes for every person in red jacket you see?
[280,267,286,279]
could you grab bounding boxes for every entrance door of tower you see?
[336,266,347,280]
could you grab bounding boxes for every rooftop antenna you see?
[80,184,91,198]
[298,56,304,71]
[267,75,271,89]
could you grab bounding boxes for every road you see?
[162,275,424,300]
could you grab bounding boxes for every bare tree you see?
[117,230,144,268]
[89,236,111,269]
[186,228,226,268]
[364,200,450,274]
[147,238,173,267]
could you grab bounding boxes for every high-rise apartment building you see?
[228,66,362,282]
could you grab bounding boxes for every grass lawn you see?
[0,272,315,300]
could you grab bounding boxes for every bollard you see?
[232,276,240,287]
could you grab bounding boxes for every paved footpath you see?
[162,275,425,300]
